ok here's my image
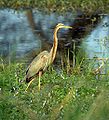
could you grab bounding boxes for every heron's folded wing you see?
[26,51,49,79]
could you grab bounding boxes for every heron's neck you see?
[50,27,59,63]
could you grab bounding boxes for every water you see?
[0,9,109,64]
[0,9,74,63]
[0,9,40,60]
[81,15,109,58]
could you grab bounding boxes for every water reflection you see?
[0,9,109,64]
[0,9,74,62]
[81,16,109,58]
[0,9,39,60]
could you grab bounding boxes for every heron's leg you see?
[38,71,42,91]
[25,78,34,92]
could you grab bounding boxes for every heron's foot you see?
[25,79,34,92]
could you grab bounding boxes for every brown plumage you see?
[25,23,72,91]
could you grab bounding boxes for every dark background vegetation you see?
[0,0,109,14]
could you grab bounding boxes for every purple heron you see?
[25,23,72,91]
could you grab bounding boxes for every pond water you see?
[81,15,109,58]
[0,9,109,64]
[0,9,74,63]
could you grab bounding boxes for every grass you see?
[0,0,109,14]
[0,57,109,120]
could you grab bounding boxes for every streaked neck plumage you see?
[50,26,60,63]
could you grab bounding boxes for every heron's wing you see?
[26,51,49,79]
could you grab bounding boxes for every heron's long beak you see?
[64,26,72,29]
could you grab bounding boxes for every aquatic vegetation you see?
[0,57,109,120]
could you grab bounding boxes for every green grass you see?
[0,0,109,14]
[0,58,109,120]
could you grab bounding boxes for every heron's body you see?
[25,23,72,91]
[26,51,49,83]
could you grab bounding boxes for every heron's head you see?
[56,23,72,29]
